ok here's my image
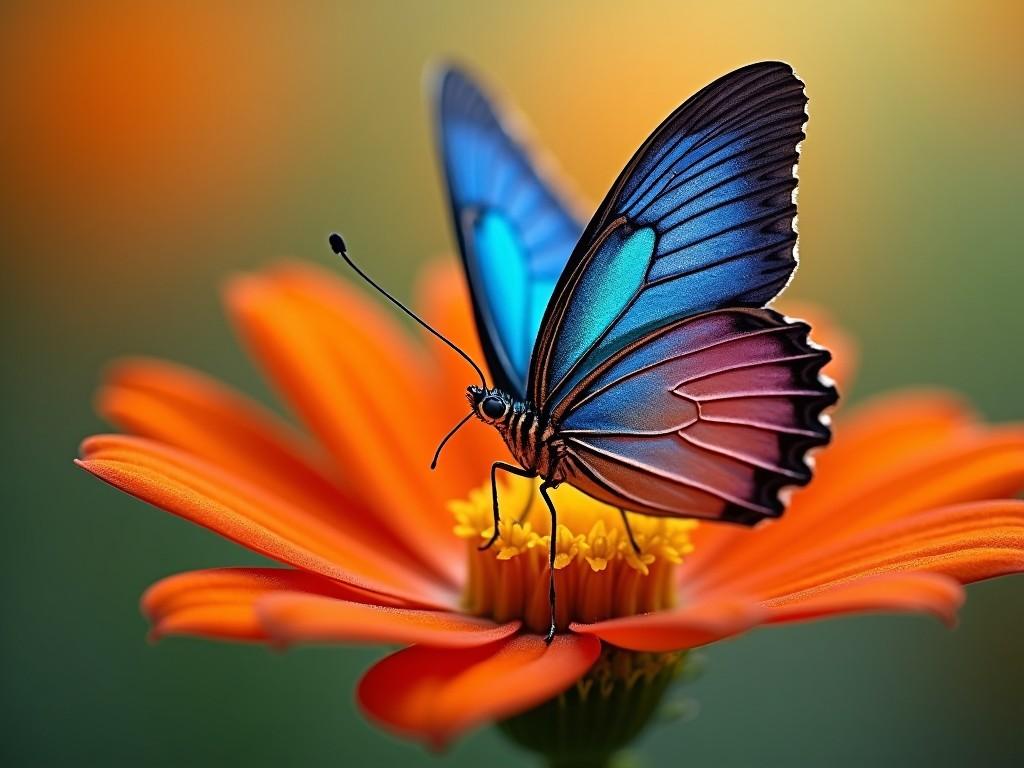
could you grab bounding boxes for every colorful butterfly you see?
[331,61,837,641]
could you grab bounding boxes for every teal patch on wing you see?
[550,226,655,388]
[475,211,530,376]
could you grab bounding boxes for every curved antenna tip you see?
[328,232,347,256]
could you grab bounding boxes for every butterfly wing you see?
[530,61,809,406]
[434,65,584,398]
[528,62,834,525]
[555,309,835,523]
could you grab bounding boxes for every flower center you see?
[452,477,697,634]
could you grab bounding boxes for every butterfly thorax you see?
[467,385,566,480]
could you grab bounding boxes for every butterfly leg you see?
[618,508,642,555]
[539,481,559,644]
[480,461,536,552]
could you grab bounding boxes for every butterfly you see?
[330,61,837,641]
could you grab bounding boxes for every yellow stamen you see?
[452,477,697,634]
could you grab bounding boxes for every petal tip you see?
[73,456,98,473]
[221,272,269,313]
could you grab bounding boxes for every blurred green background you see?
[2,1,1022,765]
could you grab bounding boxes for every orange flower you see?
[77,260,1024,750]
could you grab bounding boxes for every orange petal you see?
[77,435,455,607]
[142,567,390,642]
[268,263,488,507]
[571,597,763,653]
[763,572,964,627]
[357,633,601,749]
[799,426,1024,538]
[97,358,422,570]
[224,265,466,584]
[257,594,520,648]
[271,264,492,502]
[808,391,978,500]
[739,500,1024,597]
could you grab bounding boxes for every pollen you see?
[452,477,697,634]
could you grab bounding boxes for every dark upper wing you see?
[556,308,836,524]
[433,64,584,398]
[529,62,808,409]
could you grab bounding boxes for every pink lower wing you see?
[555,308,836,524]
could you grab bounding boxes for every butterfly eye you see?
[481,397,506,419]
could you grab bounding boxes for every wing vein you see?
[565,437,772,514]
[677,429,806,479]
[561,323,801,416]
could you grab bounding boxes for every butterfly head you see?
[467,385,513,425]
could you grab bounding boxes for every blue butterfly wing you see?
[528,62,835,525]
[556,309,835,523]
[530,62,809,406]
[434,65,584,398]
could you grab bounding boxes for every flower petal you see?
[99,358,323,487]
[571,597,764,653]
[805,391,979,505]
[763,572,964,627]
[736,500,1024,598]
[357,633,601,749]
[802,427,1024,535]
[225,266,467,584]
[257,594,520,648]
[77,435,455,607]
[142,567,389,642]
[97,358,424,572]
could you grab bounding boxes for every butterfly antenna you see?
[430,410,475,470]
[328,233,487,387]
